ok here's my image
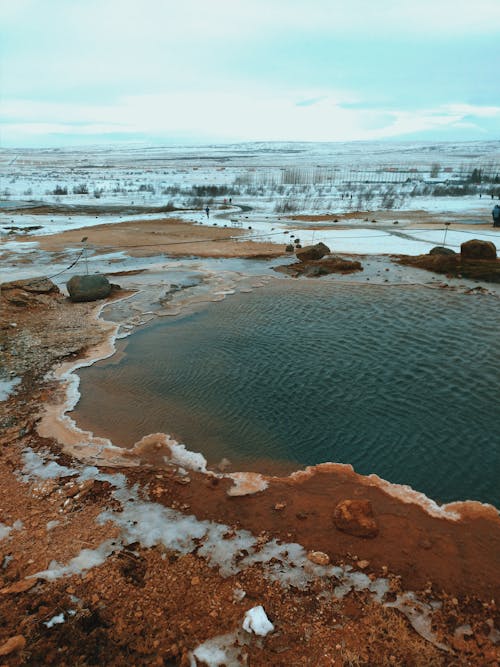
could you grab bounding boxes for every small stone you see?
[356,559,370,569]
[64,484,81,498]
[307,551,330,566]
[0,635,26,656]
[1,579,37,595]
[174,476,191,485]
[274,502,286,511]
[333,499,379,538]
[191,576,200,586]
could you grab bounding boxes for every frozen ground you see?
[1,141,500,263]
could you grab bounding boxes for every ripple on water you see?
[73,282,500,507]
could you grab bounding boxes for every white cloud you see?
[2,93,498,145]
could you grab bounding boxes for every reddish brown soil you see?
[19,218,284,259]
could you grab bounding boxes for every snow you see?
[0,377,21,402]
[192,642,231,666]
[386,592,449,652]
[44,613,65,628]
[0,520,23,540]
[242,606,274,636]
[165,442,208,473]
[22,448,77,480]
[33,539,117,581]
[191,632,244,667]
[0,523,12,540]
[2,141,500,264]
[46,520,60,531]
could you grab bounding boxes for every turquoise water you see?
[74,282,500,506]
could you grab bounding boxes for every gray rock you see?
[66,274,111,302]
[429,246,456,256]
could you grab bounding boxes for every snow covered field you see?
[1,140,500,256]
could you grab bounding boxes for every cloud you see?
[2,93,499,145]
[1,0,498,145]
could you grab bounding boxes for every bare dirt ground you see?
[1,220,499,666]
[20,218,284,259]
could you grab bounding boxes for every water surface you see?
[74,282,500,506]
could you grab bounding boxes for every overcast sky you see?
[1,0,499,146]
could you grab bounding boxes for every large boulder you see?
[295,242,330,262]
[429,246,456,256]
[460,239,497,260]
[66,274,111,302]
[333,499,379,538]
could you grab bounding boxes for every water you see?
[74,282,500,506]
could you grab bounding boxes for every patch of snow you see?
[46,520,60,531]
[44,613,65,628]
[22,448,77,480]
[386,592,449,652]
[242,605,274,636]
[77,466,127,488]
[191,632,245,667]
[32,539,117,581]
[0,523,12,540]
[98,498,207,552]
[165,442,208,473]
[0,377,21,401]
[0,520,23,540]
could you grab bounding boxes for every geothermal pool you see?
[74,281,500,506]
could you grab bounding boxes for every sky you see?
[1,0,499,147]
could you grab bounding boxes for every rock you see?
[356,559,370,569]
[285,244,295,252]
[460,239,497,260]
[66,274,111,302]
[1,579,37,594]
[296,242,330,262]
[1,277,60,307]
[0,635,26,656]
[1,277,59,294]
[307,551,330,566]
[302,264,328,277]
[274,502,286,511]
[333,499,379,538]
[429,246,456,256]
